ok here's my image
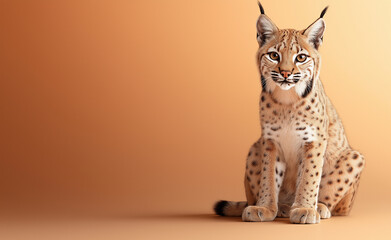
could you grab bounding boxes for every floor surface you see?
[1,202,390,240]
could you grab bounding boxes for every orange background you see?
[0,0,390,230]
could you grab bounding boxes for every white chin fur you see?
[278,83,295,90]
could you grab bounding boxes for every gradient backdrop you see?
[0,0,390,227]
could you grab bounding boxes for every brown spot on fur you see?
[304,142,314,151]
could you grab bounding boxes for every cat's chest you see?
[262,115,317,163]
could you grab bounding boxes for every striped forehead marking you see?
[275,30,303,53]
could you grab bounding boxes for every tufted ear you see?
[256,2,278,46]
[302,6,328,50]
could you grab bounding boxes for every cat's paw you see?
[290,207,320,224]
[242,206,276,222]
[317,203,331,219]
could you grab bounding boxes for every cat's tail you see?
[213,200,248,217]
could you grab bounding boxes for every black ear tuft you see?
[320,6,329,18]
[258,1,265,14]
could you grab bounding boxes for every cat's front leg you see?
[290,141,327,224]
[242,139,285,222]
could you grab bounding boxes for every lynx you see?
[214,3,365,224]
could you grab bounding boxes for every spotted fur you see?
[214,3,365,224]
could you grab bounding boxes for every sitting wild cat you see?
[214,3,365,224]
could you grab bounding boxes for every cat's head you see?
[256,2,328,99]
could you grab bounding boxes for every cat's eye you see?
[268,52,280,61]
[296,54,307,63]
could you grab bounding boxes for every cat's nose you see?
[280,70,292,79]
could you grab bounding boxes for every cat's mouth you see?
[271,75,299,90]
[276,80,296,90]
